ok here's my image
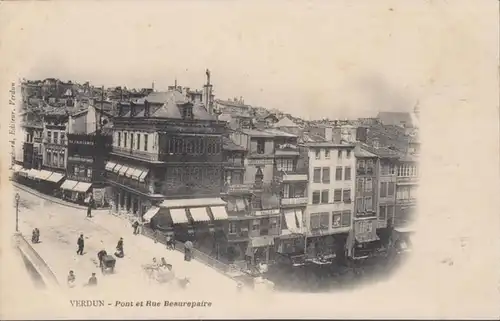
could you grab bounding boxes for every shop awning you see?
[143,206,160,222]
[284,209,299,233]
[27,169,41,179]
[46,172,65,183]
[18,168,30,177]
[138,170,149,182]
[38,170,54,181]
[170,208,189,224]
[61,179,79,190]
[250,235,274,248]
[113,164,123,173]
[124,167,134,178]
[12,164,22,172]
[160,197,226,208]
[105,161,117,171]
[119,166,129,176]
[130,168,144,180]
[73,182,92,193]
[189,207,211,222]
[210,206,228,220]
[295,209,304,231]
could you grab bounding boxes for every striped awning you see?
[143,206,160,222]
[113,164,123,174]
[138,170,149,182]
[160,197,226,208]
[130,168,144,180]
[18,168,30,177]
[61,180,79,191]
[124,167,134,178]
[170,208,189,224]
[118,166,129,176]
[46,172,65,183]
[27,169,41,179]
[12,164,22,173]
[38,170,54,181]
[105,161,117,171]
[73,182,92,193]
[189,207,211,222]
[210,206,228,220]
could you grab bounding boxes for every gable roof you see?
[273,116,298,128]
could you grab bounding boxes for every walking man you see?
[87,193,94,218]
[77,234,85,255]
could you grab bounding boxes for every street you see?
[15,187,238,297]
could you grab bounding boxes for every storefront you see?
[60,179,92,204]
[352,218,381,259]
[392,224,415,253]
[245,235,275,266]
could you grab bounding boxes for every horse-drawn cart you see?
[101,255,116,274]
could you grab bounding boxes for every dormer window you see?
[182,105,193,120]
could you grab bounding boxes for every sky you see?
[0,0,498,121]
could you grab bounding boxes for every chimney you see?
[144,100,150,118]
[204,69,213,114]
[130,102,135,118]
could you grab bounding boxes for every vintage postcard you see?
[1,1,499,319]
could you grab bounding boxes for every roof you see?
[121,90,216,121]
[222,136,246,151]
[240,128,297,138]
[377,111,417,128]
[355,142,400,158]
[273,116,298,128]
[354,146,377,158]
[215,99,252,109]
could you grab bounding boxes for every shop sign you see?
[247,159,273,166]
[253,208,280,216]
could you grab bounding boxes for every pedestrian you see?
[77,234,84,255]
[67,270,76,288]
[115,237,124,258]
[97,249,107,268]
[132,220,139,235]
[87,272,98,286]
[87,194,94,218]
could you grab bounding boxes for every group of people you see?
[67,270,98,288]
[31,228,40,244]
[76,234,124,258]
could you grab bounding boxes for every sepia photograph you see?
[1,1,499,319]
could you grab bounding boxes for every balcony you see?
[396,176,419,185]
[106,171,151,195]
[112,146,160,162]
[396,197,417,205]
[281,197,308,206]
[281,172,308,182]
[223,183,253,195]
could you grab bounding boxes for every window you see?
[388,182,395,196]
[341,211,351,227]
[320,213,329,230]
[277,159,294,172]
[60,132,65,144]
[343,189,351,203]
[337,150,342,159]
[357,159,365,174]
[346,150,351,158]
[270,217,278,230]
[313,168,321,183]
[256,139,265,154]
[310,214,321,230]
[379,206,386,220]
[386,205,394,219]
[59,153,64,167]
[332,212,342,227]
[53,153,58,166]
[325,150,330,159]
[380,182,387,197]
[54,132,59,144]
[312,191,321,204]
[321,190,329,204]
[335,166,342,180]
[118,132,121,147]
[136,133,140,150]
[251,219,260,231]
[73,165,78,176]
[365,178,373,192]
[182,106,193,119]
[47,131,52,143]
[130,133,135,150]
[366,159,374,173]
[282,184,290,198]
[344,167,351,180]
[144,134,148,151]
[333,189,342,202]
[389,164,396,175]
[356,178,364,193]
[356,197,364,213]
[228,222,237,234]
[124,132,128,148]
[322,167,330,183]
[364,196,373,211]
[87,167,92,178]
[315,150,320,160]
[381,164,389,175]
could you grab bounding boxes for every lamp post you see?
[15,192,20,232]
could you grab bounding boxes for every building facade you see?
[303,142,356,262]
[107,87,229,248]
